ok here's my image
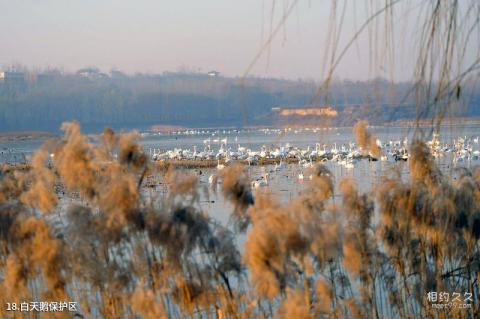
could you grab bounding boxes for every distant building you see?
[207,70,220,77]
[76,67,103,80]
[3,71,25,82]
[0,70,27,91]
[272,106,338,117]
[97,72,109,79]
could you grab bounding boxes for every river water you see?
[2,124,479,225]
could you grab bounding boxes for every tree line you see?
[0,69,478,132]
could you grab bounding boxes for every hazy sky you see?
[0,1,476,81]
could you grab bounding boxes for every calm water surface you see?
[2,124,479,224]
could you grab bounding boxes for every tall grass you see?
[0,121,478,318]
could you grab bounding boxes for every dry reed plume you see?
[353,120,382,158]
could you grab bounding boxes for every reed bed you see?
[155,158,303,170]
[0,121,478,318]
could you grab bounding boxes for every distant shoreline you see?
[0,131,58,141]
[387,116,480,127]
[1,117,479,140]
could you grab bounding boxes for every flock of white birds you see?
[148,132,480,189]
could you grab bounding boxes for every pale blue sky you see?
[0,1,477,81]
